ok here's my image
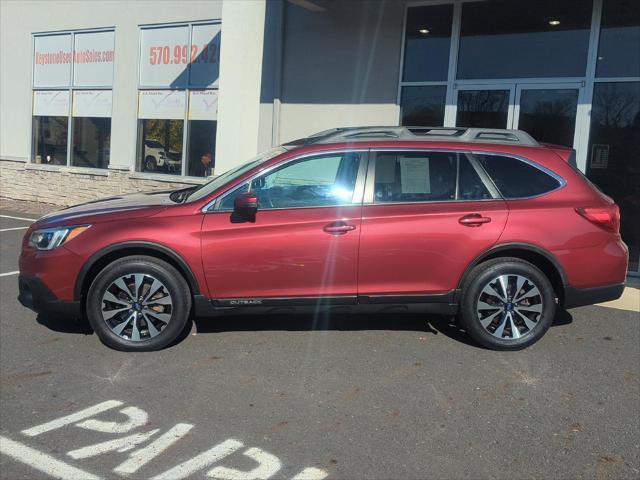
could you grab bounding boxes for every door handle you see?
[323,221,356,235]
[459,213,491,227]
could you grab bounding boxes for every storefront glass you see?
[32,116,68,165]
[72,117,111,169]
[587,81,640,272]
[187,120,217,177]
[138,119,184,174]
[457,0,593,79]
[517,89,579,147]
[400,86,446,126]
[456,89,510,129]
[596,0,640,78]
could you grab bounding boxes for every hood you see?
[37,190,177,227]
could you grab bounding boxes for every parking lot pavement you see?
[0,210,639,480]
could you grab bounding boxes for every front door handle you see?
[459,213,491,227]
[323,221,356,235]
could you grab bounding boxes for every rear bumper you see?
[18,274,81,318]
[563,283,625,309]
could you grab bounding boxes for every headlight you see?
[29,225,91,250]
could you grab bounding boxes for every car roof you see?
[284,126,540,148]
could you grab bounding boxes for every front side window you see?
[220,152,361,210]
[476,154,562,198]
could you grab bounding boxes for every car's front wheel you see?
[459,258,556,350]
[86,256,191,351]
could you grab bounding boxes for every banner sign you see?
[188,90,218,120]
[73,31,115,87]
[72,90,113,118]
[138,90,186,119]
[34,31,115,88]
[139,23,220,88]
[33,90,70,116]
[33,34,72,88]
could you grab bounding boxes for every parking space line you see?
[0,227,29,232]
[22,400,123,437]
[0,215,37,222]
[0,271,19,277]
[0,435,102,480]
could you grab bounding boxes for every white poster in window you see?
[33,34,72,88]
[72,90,112,118]
[189,23,221,87]
[400,157,430,194]
[73,31,115,87]
[139,25,190,87]
[188,90,218,120]
[33,90,70,116]
[138,90,186,119]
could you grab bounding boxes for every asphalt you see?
[0,209,639,480]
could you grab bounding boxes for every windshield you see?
[186,146,288,202]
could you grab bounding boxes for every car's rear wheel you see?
[459,258,556,350]
[86,256,191,351]
[144,156,157,172]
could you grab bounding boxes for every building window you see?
[31,30,114,167]
[400,85,446,126]
[137,22,220,177]
[596,0,640,78]
[457,0,593,79]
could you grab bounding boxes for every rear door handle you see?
[323,221,356,235]
[459,213,491,227]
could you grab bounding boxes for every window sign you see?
[139,25,190,87]
[33,34,72,87]
[72,90,112,118]
[33,90,70,116]
[138,90,186,119]
[73,31,115,87]
[188,90,218,120]
[189,23,221,87]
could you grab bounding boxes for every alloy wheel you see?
[475,274,543,340]
[101,273,173,341]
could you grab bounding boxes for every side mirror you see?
[233,192,258,218]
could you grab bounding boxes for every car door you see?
[200,149,367,303]
[358,149,509,298]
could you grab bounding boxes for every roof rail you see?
[286,126,539,147]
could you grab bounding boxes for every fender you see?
[456,241,569,292]
[74,241,201,301]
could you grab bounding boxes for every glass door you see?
[513,83,582,149]
[454,85,515,129]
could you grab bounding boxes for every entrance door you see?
[454,83,582,149]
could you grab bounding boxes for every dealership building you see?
[0,0,638,273]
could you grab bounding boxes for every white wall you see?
[0,0,223,168]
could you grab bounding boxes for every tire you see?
[86,255,192,351]
[459,257,556,350]
[144,156,157,172]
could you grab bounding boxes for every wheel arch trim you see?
[74,241,201,301]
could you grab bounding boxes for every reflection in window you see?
[518,89,579,147]
[402,5,453,82]
[587,82,640,270]
[187,120,217,177]
[32,116,68,165]
[400,86,446,126]
[72,117,111,169]
[457,0,592,79]
[456,90,510,129]
[596,0,640,78]
[138,119,183,174]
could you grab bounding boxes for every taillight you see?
[575,205,620,233]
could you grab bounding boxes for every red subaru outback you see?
[19,127,628,351]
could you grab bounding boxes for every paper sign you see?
[73,31,115,87]
[189,23,221,87]
[400,157,430,194]
[188,90,218,120]
[139,25,190,87]
[590,144,610,169]
[73,90,112,118]
[33,90,70,116]
[33,34,72,88]
[138,90,186,119]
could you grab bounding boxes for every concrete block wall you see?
[0,159,205,207]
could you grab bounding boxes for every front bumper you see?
[563,283,626,309]
[18,274,81,318]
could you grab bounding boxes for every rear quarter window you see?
[476,154,562,198]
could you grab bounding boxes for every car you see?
[143,139,181,173]
[18,126,628,351]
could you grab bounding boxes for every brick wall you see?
[0,159,207,207]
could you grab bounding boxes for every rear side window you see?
[476,154,562,198]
